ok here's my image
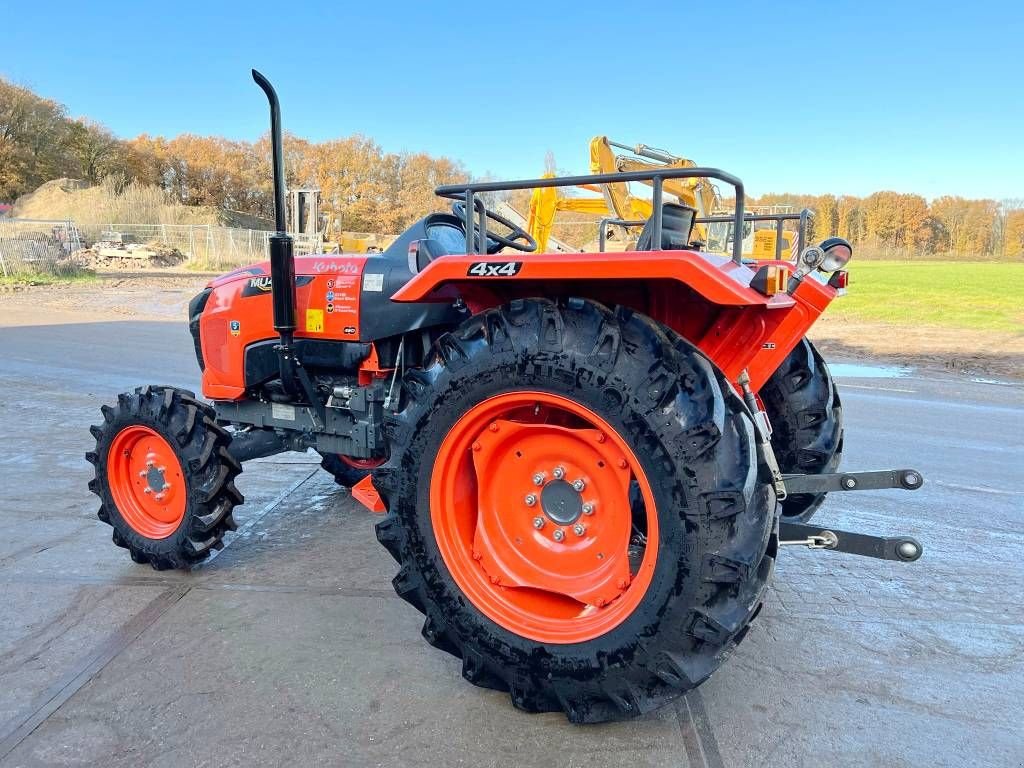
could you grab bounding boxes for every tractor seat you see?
[634,203,697,251]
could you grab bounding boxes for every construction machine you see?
[86,71,924,724]
[526,136,801,258]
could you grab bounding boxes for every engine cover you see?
[198,255,369,400]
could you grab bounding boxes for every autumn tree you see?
[930,196,999,256]
[1001,204,1024,258]
[66,119,121,183]
[0,79,74,199]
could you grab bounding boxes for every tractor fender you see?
[390,250,795,308]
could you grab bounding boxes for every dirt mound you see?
[11,178,221,227]
[10,178,90,219]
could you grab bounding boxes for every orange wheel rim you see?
[430,392,659,644]
[107,426,186,539]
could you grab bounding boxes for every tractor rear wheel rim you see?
[107,426,186,539]
[431,391,659,644]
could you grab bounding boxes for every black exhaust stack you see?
[252,69,308,402]
[252,70,296,346]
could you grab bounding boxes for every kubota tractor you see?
[86,71,924,723]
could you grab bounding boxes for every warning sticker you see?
[363,273,384,292]
[305,308,324,333]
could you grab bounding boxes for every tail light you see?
[828,270,849,289]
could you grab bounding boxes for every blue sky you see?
[3,0,1021,200]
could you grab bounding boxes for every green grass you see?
[830,261,1024,333]
[0,267,98,287]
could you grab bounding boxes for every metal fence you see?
[0,219,326,277]
[0,219,84,277]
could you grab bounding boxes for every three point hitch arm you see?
[778,469,925,563]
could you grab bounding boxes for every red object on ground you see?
[352,474,386,514]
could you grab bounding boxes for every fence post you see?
[0,224,8,278]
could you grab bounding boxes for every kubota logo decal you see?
[467,261,523,277]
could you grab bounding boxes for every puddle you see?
[828,362,912,379]
[969,377,1019,388]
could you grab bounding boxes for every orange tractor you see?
[87,72,923,723]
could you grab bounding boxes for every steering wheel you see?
[452,201,537,253]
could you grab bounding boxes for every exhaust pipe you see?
[251,70,299,396]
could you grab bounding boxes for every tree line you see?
[0,77,467,233]
[752,191,1023,259]
[1,76,1021,256]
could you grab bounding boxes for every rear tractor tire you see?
[760,338,844,522]
[87,385,243,570]
[374,298,777,723]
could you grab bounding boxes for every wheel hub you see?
[468,418,634,608]
[540,479,582,525]
[145,462,168,494]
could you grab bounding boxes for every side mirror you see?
[819,237,853,272]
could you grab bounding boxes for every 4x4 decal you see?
[467,261,523,277]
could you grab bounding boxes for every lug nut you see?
[532,517,545,530]
[573,523,586,536]
[143,487,152,494]
[488,422,499,433]
[146,460,154,468]
[553,466,565,480]
[155,493,165,501]
[138,470,147,478]
[532,473,545,486]
[552,529,565,542]
[582,502,595,515]
[572,478,585,492]
[525,494,537,507]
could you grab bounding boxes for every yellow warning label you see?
[305,308,324,333]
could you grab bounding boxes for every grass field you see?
[829,261,1024,333]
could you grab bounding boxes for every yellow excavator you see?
[525,136,798,258]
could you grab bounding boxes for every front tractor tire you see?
[318,452,384,488]
[760,338,844,522]
[374,299,776,723]
[87,385,243,570]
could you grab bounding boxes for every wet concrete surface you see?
[1,310,1022,767]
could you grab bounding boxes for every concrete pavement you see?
[1,306,1021,767]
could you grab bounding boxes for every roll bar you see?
[435,167,747,265]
